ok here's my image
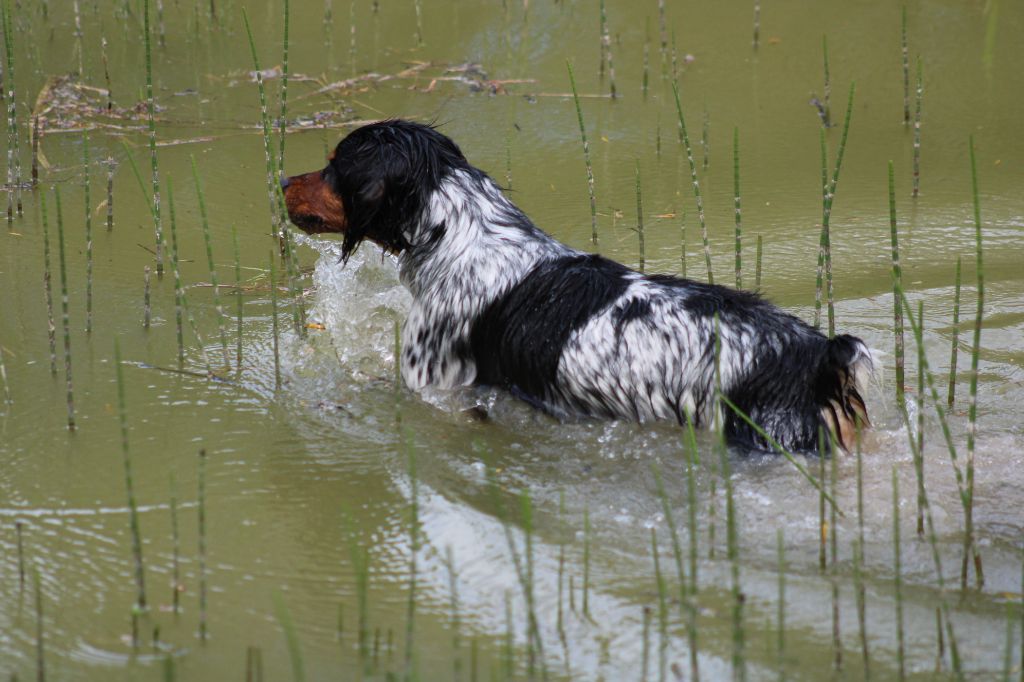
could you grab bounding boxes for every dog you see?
[282,119,872,453]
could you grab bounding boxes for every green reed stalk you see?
[683,412,700,682]
[269,252,281,392]
[755,235,763,288]
[964,135,985,590]
[83,135,93,334]
[273,592,305,682]
[912,57,923,198]
[671,30,678,82]
[776,529,785,682]
[721,444,745,680]
[413,0,423,46]
[170,473,181,615]
[606,28,617,98]
[345,526,371,672]
[105,157,115,230]
[642,19,649,100]
[853,538,870,679]
[0,330,8,402]
[583,505,591,618]
[54,188,75,431]
[701,106,710,172]
[167,178,211,374]
[143,0,163,278]
[246,646,264,682]
[822,35,831,128]
[444,547,462,680]
[679,210,686,277]
[901,6,910,125]
[651,528,668,682]
[830,446,841,672]
[733,127,742,288]
[720,395,840,510]
[598,0,607,78]
[233,227,243,371]
[31,116,39,188]
[653,466,686,610]
[947,257,962,407]
[658,0,667,68]
[167,178,185,366]
[818,433,826,571]
[566,62,598,247]
[635,161,645,272]
[892,340,965,677]
[911,313,929,537]
[101,30,113,110]
[115,339,147,611]
[752,1,760,50]
[3,0,22,224]
[892,466,906,680]
[505,133,513,189]
[143,266,152,329]
[889,161,905,405]
[814,82,855,336]
[16,521,24,591]
[190,157,230,370]
[348,2,356,77]
[34,565,45,681]
[274,183,305,336]
[198,448,208,642]
[404,444,420,678]
[672,81,713,284]
[40,193,57,376]
[242,9,283,252]
[641,605,651,682]
[277,0,290,175]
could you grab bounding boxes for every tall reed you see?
[190,157,230,370]
[892,466,905,680]
[170,473,181,615]
[889,160,905,405]
[3,0,22,223]
[701,106,710,172]
[752,2,760,51]
[912,57,923,198]
[567,62,599,247]
[166,178,185,366]
[34,566,45,681]
[115,339,147,612]
[83,135,93,335]
[273,592,306,682]
[672,81,713,284]
[733,127,742,288]
[40,193,57,376]
[198,448,208,642]
[821,36,831,127]
[683,413,701,682]
[947,257,961,407]
[277,0,291,176]
[171,178,213,375]
[54,188,75,431]
[31,116,39,188]
[755,235,763,288]
[814,82,855,336]
[143,0,164,277]
[233,226,243,371]
[635,160,645,272]
[776,529,785,681]
[143,266,151,329]
[901,6,910,125]
[964,135,985,589]
[269,252,281,392]
[105,157,115,231]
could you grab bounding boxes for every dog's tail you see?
[816,334,873,452]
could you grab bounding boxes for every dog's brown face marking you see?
[282,167,347,234]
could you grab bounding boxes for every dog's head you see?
[282,120,470,260]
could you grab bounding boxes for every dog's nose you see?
[279,175,291,190]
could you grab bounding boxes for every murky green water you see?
[1,1,1023,679]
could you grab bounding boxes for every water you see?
[1,1,1022,679]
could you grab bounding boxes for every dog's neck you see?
[398,169,573,300]
[395,169,574,390]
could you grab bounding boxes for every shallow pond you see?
[1,1,1023,680]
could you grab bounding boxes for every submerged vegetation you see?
[0,1,1021,681]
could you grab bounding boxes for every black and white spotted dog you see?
[282,119,872,453]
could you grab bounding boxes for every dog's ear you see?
[333,121,469,261]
